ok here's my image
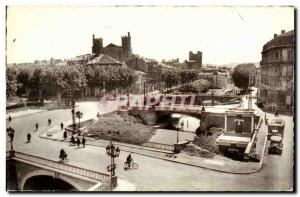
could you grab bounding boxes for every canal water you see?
[170,113,200,133]
[148,114,200,145]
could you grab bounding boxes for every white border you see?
[0,1,298,197]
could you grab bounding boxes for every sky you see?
[6,6,294,65]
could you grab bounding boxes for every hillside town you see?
[6,6,294,192]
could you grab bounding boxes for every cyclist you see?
[126,154,133,167]
[59,149,67,161]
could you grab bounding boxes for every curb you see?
[39,131,263,174]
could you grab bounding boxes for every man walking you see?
[60,122,64,130]
[27,133,31,143]
[82,137,86,148]
[76,138,81,148]
[63,131,67,140]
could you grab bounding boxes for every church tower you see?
[92,34,103,55]
[121,32,132,58]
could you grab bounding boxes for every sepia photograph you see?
[5,5,295,192]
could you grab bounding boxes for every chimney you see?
[281,30,285,34]
[274,34,277,38]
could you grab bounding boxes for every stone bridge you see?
[121,105,225,129]
[6,151,112,191]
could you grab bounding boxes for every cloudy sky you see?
[6,6,294,64]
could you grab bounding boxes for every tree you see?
[6,67,18,100]
[194,79,211,91]
[232,63,257,91]
[43,65,87,102]
[16,67,32,96]
[161,70,180,88]
[179,70,198,85]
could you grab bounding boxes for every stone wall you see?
[6,159,95,191]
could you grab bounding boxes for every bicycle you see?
[123,160,138,170]
[59,154,69,163]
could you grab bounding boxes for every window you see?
[275,52,279,59]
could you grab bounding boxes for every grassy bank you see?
[88,114,155,145]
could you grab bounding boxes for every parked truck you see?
[268,135,283,155]
[268,118,285,139]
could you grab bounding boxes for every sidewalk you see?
[40,121,265,174]
[6,109,46,119]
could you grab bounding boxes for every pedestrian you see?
[70,135,75,145]
[82,137,86,148]
[48,118,52,126]
[97,112,100,118]
[63,131,67,140]
[201,106,205,112]
[27,133,31,143]
[8,116,12,122]
[35,123,39,131]
[275,110,279,117]
[76,138,81,147]
[60,122,64,130]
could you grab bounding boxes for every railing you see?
[143,142,174,151]
[13,151,110,182]
[244,117,263,155]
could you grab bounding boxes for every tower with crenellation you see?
[91,32,132,61]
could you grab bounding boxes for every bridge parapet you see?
[12,151,110,182]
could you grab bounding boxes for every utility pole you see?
[143,80,147,106]
[248,75,252,109]
[70,88,76,134]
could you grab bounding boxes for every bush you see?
[88,114,155,145]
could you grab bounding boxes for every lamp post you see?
[7,127,15,156]
[106,142,120,191]
[75,111,83,136]
[71,100,76,135]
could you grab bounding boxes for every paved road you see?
[6,99,294,191]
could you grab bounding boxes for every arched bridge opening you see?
[23,175,78,191]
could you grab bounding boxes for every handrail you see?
[245,117,263,155]
[143,142,174,151]
[13,151,110,182]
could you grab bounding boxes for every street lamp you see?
[76,111,83,136]
[7,127,15,152]
[106,141,120,191]
[71,100,76,135]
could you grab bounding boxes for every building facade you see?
[258,30,294,112]
[198,69,228,89]
[92,32,132,61]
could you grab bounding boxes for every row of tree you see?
[161,69,199,88]
[6,64,136,101]
[231,63,257,92]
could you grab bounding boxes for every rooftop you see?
[262,30,294,52]
[87,54,122,65]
